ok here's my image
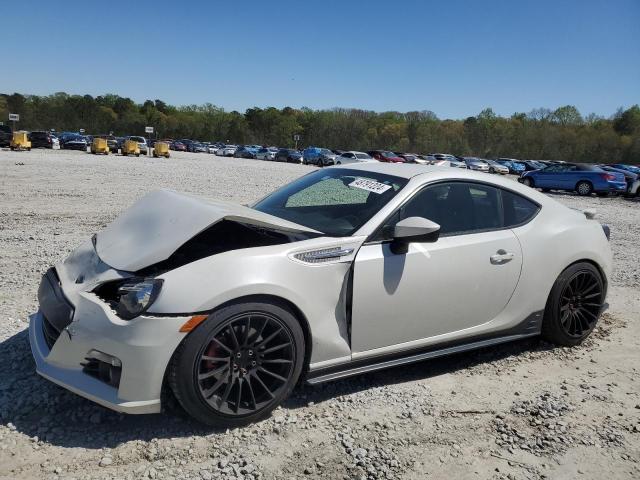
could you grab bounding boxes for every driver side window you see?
[376,182,503,240]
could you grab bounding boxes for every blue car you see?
[496,158,526,175]
[611,163,640,175]
[519,163,627,196]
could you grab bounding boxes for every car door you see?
[351,181,523,355]
[562,165,579,189]
[532,165,557,187]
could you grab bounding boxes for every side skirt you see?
[306,310,543,385]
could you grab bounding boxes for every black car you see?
[28,131,55,148]
[0,124,11,147]
[275,148,303,163]
[234,146,257,159]
[520,160,547,171]
[60,134,88,151]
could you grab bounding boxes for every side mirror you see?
[390,217,440,254]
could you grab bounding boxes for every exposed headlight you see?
[115,278,163,319]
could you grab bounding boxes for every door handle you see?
[490,249,514,265]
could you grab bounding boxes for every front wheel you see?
[542,262,605,346]
[522,177,534,188]
[169,300,305,427]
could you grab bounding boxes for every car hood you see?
[95,189,321,271]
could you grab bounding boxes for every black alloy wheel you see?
[169,300,304,426]
[195,312,295,416]
[557,270,604,338]
[542,262,604,346]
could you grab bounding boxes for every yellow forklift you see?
[10,131,31,151]
[90,137,110,155]
[121,138,140,157]
[153,141,170,158]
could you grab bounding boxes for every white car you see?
[413,155,437,165]
[217,145,237,157]
[462,157,490,172]
[449,159,467,168]
[30,164,612,426]
[485,160,510,175]
[256,147,279,161]
[335,151,375,165]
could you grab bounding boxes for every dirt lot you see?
[0,149,638,480]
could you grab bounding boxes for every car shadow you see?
[0,327,553,449]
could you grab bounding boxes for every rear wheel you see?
[576,181,593,196]
[169,301,305,427]
[542,262,604,346]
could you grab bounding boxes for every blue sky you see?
[3,0,639,118]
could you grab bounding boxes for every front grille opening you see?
[42,314,62,350]
[81,357,122,388]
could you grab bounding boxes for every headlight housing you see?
[115,278,163,319]
[95,278,163,320]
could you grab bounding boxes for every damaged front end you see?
[30,189,361,413]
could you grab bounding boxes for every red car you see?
[367,150,405,163]
[170,141,187,151]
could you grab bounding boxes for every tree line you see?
[1,92,638,162]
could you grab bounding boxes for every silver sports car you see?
[30,163,612,426]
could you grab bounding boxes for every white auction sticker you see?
[349,178,392,194]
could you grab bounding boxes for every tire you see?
[596,192,609,197]
[169,300,305,427]
[522,177,534,188]
[542,188,551,192]
[489,167,495,174]
[541,262,605,346]
[576,181,593,196]
[336,161,341,165]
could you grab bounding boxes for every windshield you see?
[356,153,372,159]
[253,169,408,236]
[381,151,396,158]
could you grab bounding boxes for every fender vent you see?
[293,247,355,264]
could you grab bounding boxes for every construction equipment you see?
[153,141,170,158]
[10,131,31,151]
[121,139,140,157]
[90,137,110,155]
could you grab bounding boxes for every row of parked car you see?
[205,144,640,198]
[4,128,638,198]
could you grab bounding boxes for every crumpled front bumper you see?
[29,243,191,414]
[30,311,164,414]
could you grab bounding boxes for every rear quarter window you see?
[502,190,540,227]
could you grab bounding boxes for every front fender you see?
[149,238,366,365]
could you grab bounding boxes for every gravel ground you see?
[0,149,638,480]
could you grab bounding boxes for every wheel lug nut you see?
[251,361,256,367]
